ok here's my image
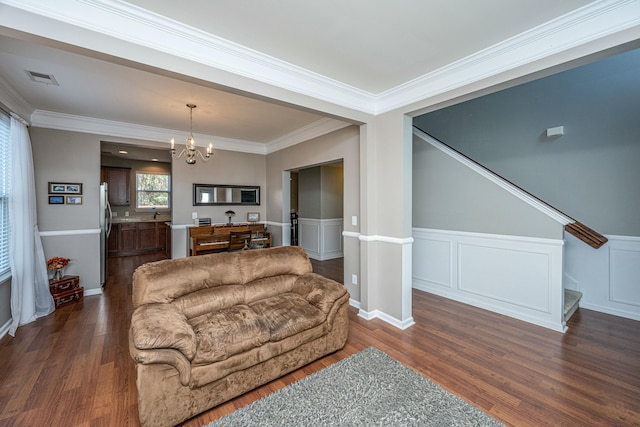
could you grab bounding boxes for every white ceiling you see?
[124,0,593,94]
[0,0,632,155]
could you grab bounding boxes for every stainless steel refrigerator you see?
[99,182,113,286]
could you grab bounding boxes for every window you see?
[136,172,170,209]
[0,111,11,277]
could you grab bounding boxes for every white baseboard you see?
[358,308,415,330]
[350,298,417,331]
[85,288,103,296]
[412,227,566,332]
[579,302,640,322]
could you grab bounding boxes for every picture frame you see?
[48,195,65,205]
[247,212,260,222]
[65,196,83,205]
[48,182,83,195]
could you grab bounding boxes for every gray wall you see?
[414,48,640,237]
[266,126,359,299]
[298,167,321,218]
[321,164,344,219]
[171,148,266,227]
[413,135,564,239]
[298,163,344,219]
[0,277,10,331]
[31,127,102,292]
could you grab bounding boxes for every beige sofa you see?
[129,246,350,427]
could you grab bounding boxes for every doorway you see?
[283,160,345,279]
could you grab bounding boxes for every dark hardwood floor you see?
[1,253,639,426]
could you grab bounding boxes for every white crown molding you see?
[413,127,574,225]
[0,75,34,121]
[376,0,640,113]
[30,110,268,154]
[1,0,377,114]
[265,118,352,154]
[2,0,638,121]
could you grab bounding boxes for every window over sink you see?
[136,172,170,210]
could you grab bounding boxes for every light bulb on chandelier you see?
[170,103,213,165]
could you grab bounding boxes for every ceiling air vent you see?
[25,70,59,86]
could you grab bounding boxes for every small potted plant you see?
[47,256,70,281]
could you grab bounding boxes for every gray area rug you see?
[205,347,504,426]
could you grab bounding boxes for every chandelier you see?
[170,103,213,165]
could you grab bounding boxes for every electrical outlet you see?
[351,274,358,285]
[125,211,129,217]
[351,215,358,226]
[192,212,198,219]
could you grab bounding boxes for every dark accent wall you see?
[414,48,640,236]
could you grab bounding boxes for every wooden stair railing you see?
[564,221,608,249]
[412,126,610,250]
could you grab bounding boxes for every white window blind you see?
[0,111,11,277]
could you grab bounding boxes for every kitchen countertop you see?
[112,217,171,224]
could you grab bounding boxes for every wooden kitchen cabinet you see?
[109,221,167,256]
[102,166,131,206]
[137,222,157,250]
[107,224,118,252]
[119,223,138,252]
[164,223,172,258]
[158,223,168,255]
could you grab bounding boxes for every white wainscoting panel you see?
[610,243,640,307]
[299,219,321,259]
[299,218,343,261]
[413,228,566,332]
[459,243,552,313]
[565,234,640,321]
[412,237,452,289]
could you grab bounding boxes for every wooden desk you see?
[189,224,271,256]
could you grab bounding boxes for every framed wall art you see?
[65,196,83,205]
[48,195,65,204]
[48,182,83,195]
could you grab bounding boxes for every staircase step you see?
[564,289,582,320]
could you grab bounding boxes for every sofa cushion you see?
[243,275,297,305]
[190,305,270,364]
[249,293,326,342]
[173,284,245,320]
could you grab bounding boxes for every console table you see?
[189,224,271,256]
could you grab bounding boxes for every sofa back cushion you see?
[173,285,245,319]
[132,246,313,308]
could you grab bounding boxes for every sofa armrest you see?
[130,303,197,360]
[293,273,348,314]
[129,329,192,386]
